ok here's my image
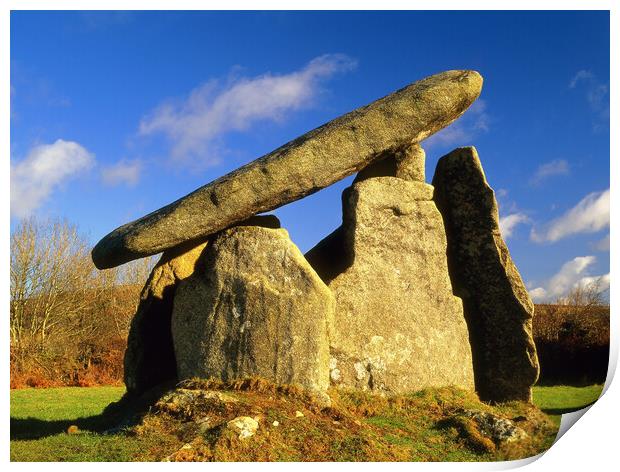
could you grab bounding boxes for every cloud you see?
[529,159,569,185]
[592,234,610,252]
[574,273,610,293]
[531,189,609,243]
[9,66,71,113]
[101,159,142,187]
[499,212,529,239]
[569,70,609,130]
[496,188,509,199]
[139,54,357,167]
[11,139,95,218]
[586,83,609,110]
[569,70,594,89]
[528,287,548,302]
[496,189,527,234]
[423,98,490,149]
[529,255,608,302]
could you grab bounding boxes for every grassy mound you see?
[124,378,558,462]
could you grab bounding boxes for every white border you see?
[3,2,616,470]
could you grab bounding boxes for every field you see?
[532,384,604,426]
[10,383,603,462]
[10,386,171,461]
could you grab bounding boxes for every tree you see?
[11,218,95,348]
[10,217,156,385]
[556,276,609,312]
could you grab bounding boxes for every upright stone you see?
[124,214,280,396]
[354,142,426,183]
[92,70,483,269]
[432,146,539,403]
[306,142,425,284]
[124,241,207,396]
[308,177,475,392]
[171,225,334,393]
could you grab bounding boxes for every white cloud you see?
[529,159,569,185]
[529,255,608,303]
[139,54,357,166]
[592,234,610,252]
[569,70,594,89]
[574,273,610,293]
[529,287,548,302]
[101,159,142,187]
[499,212,529,239]
[496,188,509,199]
[11,139,95,218]
[587,83,609,110]
[531,189,609,243]
[569,70,609,130]
[423,98,490,149]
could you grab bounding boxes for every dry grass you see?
[126,377,558,462]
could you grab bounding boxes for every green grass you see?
[10,383,602,462]
[532,384,604,426]
[11,386,125,424]
[10,386,174,461]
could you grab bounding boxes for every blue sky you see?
[10,10,610,302]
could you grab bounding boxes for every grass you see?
[10,386,176,461]
[532,384,604,426]
[10,381,602,462]
[11,386,125,426]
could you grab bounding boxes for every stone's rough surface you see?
[124,241,207,396]
[460,410,528,443]
[92,70,483,269]
[432,147,539,403]
[155,388,238,421]
[354,142,426,183]
[306,155,431,285]
[308,177,474,393]
[171,225,334,393]
[124,215,279,396]
[227,416,259,439]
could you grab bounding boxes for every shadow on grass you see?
[539,400,598,417]
[10,382,174,441]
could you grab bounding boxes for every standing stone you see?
[124,215,280,396]
[305,142,425,284]
[308,177,475,392]
[92,70,483,269]
[171,225,334,393]
[124,241,207,396]
[354,142,426,183]
[432,146,539,403]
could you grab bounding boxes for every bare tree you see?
[11,219,94,347]
[10,217,156,384]
[556,276,609,312]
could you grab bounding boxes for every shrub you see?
[10,217,155,388]
[533,284,609,386]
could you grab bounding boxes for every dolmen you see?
[93,70,539,404]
